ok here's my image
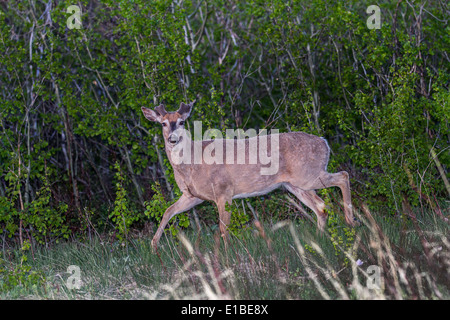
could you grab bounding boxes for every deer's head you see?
[141,101,194,147]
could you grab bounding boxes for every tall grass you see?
[0,205,448,300]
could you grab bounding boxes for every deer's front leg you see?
[152,194,203,251]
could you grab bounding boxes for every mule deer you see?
[142,101,355,250]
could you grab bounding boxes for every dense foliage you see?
[0,0,448,245]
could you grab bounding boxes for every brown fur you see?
[142,103,355,251]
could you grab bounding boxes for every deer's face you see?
[160,112,186,146]
[141,101,194,147]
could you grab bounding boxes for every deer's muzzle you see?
[168,133,180,145]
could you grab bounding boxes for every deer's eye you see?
[179,121,184,126]
[162,122,167,127]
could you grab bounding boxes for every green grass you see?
[0,206,449,300]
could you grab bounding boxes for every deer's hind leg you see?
[308,171,355,226]
[284,183,328,231]
[214,197,232,250]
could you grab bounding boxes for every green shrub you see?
[109,161,141,243]
[0,240,45,292]
[0,0,447,243]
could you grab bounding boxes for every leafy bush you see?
[0,0,447,244]
[226,201,251,238]
[0,240,46,292]
[109,161,140,242]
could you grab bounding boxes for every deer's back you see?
[173,131,330,200]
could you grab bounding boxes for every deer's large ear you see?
[141,106,162,122]
[177,100,195,120]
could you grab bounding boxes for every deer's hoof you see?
[317,215,328,232]
[346,216,360,227]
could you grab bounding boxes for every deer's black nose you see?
[168,134,179,145]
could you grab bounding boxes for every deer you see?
[141,101,355,251]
